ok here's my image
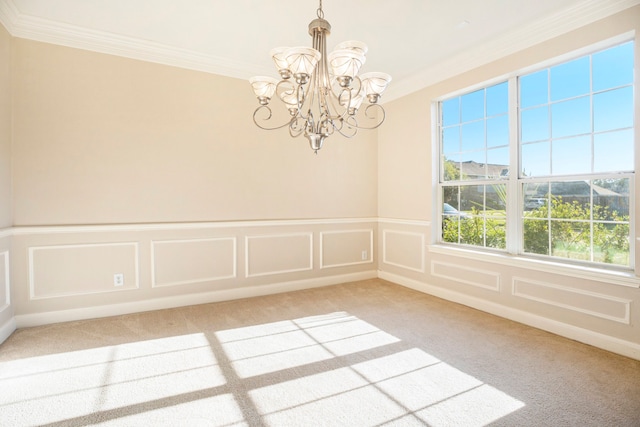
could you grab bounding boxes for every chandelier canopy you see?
[249,0,391,153]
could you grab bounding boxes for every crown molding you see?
[0,0,268,79]
[384,0,640,102]
[1,0,638,100]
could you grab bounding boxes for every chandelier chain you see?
[317,0,324,19]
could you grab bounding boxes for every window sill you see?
[428,244,640,289]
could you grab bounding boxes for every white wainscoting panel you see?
[382,230,425,273]
[320,229,373,269]
[0,250,9,309]
[29,242,139,300]
[512,277,631,324]
[431,260,501,292]
[151,237,237,288]
[245,233,313,278]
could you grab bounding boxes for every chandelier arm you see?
[297,83,315,121]
[326,88,351,121]
[289,116,306,137]
[346,104,387,131]
[333,116,357,138]
[252,106,297,131]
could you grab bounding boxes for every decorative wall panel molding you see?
[320,229,373,269]
[378,218,430,227]
[11,218,378,235]
[512,277,631,324]
[379,270,640,361]
[28,242,139,300]
[431,260,501,292]
[151,237,237,288]
[245,233,313,278]
[382,230,425,273]
[428,244,640,289]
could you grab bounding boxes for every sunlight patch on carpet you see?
[0,333,225,426]
[0,312,525,426]
[235,314,525,426]
[215,312,401,378]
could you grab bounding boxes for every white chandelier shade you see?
[248,76,279,105]
[249,0,391,153]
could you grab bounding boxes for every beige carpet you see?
[1,279,639,426]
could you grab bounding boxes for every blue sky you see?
[441,41,634,178]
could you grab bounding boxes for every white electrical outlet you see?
[361,250,368,260]
[114,273,124,287]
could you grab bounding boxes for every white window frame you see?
[435,35,636,272]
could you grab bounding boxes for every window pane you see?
[550,56,590,101]
[461,152,487,179]
[551,135,591,175]
[459,185,484,247]
[551,221,591,261]
[442,218,460,243]
[461,89,485,122]
[593,87,634,132]
[487,115,509,148]
[460,184,483,213]
[442,98,460,126]
[523,218,549,255]
[593,222,629,266]
[487,147,509,178]
[550,181,591,219]
[521,141,550,177]
[443,185,460,209]
[593,178,629,218]
[487,82,508,116]
[443,155,461,181]
[442,126,460,154]
[520,70,548,108]
[523,182,549,212]
[443,186,462,244]
[486,217,507,249]
[521,106,549,142]
[594,129,633,173]
[461,121,485,151]
[593,42,634,92]
[551,97,590,138]
[487,183,507,212]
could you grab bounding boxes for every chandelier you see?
[249,0,391,153]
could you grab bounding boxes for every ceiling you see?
[0,0,638,101]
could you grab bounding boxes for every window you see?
[441,82,509,249]
[438,41,635,268]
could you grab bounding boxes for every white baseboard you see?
[379,270,640,361]
[0,316,16,345]
[15,271,378,328]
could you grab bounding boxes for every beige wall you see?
[5,36,379,329]
[0,24,10,228]
[11,39,377,226]
[378,6,640,358]
[0,23,13,342]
